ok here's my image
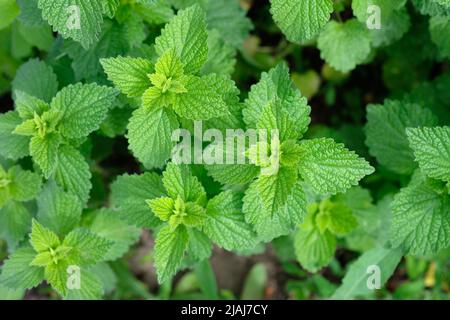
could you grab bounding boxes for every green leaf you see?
[162,163,206,203]
[204,0,252,48]
[63,228,113,265]
[0,247,45,290]
[101,56,153,98]
[52,83,117,139]
[365,100,437,175]
[17,0,46,27]
[243,182,307,242]
[0,111,30,160]
[390,178,450,255]
[111,172,166,228]
[30,133,61,178]
[318,19,371,72]
[37,0,104,49]
[187,228,212,261]
[294,227,336,273]
[127,107,179,169]
[154,224,189,283]
[172,75,228,120]
[30,219,60,253]
[14,91,50,120]
[65,267,103,300]
[243,63,310,132]
[37,181,82,237]
[203,190,257,251]
[0,202,31,249]
[332,247,403,299]
[8,165,42,202]
[256,167,298,215]
[201,29,236,75]
[316,200,358,236]
[297,138,374,195]
[406,126,450,182]
[155,4,208,74]
[12,59,58,103]
[89,209,141,261]
[54,145,92,205]
[147,196,175,222]
[270,0,333,42]
[352,0,407,22]
[430,16,450,60]
[0,0,20,30]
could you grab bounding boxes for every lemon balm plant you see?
[0,0,448,300]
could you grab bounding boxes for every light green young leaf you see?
[0,247,45,290]
[147,196,175,222]
[365,100,437,175]
[111,172,166,228]
[390,178,450,255]
[127,107,179,169]
[30,219,60,253]
[155,224,189,283]
[162,163,206,203]
[52,83,117,139]
[298,138,374,195]
[294,227,336,273]
[54,145,92,205]
[12,59,58,103]
[14,91,49,120]
[203,190,257,251]
[101,56,153,98]
[37,0,104,49]
[155,4,208,74]
[270,0,333,42]
[318,19,371,72]
[0,111,30,160]
[406,126,450,182]
[332,247,403,299]
[37,181,82,237]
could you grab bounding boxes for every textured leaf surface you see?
[365,100,437,175]
[54,145,92,205]
[298,138,374,195]
[63,228,113,265]
[406,127,450,182]
[89,209,141,261]
[12,60,58,103]
[0,112,30,160]
[390,179,449,255]
[37,181,82,236]
[111,172,166,228]
[127,107,179,169]
[154,225,188,283]
[162,163,206,203]
[52,83,117,139]
[101,56,153,98]
[203,191,257,251]
[270,0,333,42]
[155,5,208,74]
[0,247,44,290]
[318,19,371,72]
[30,133,60,178]
[37,0,104,49]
